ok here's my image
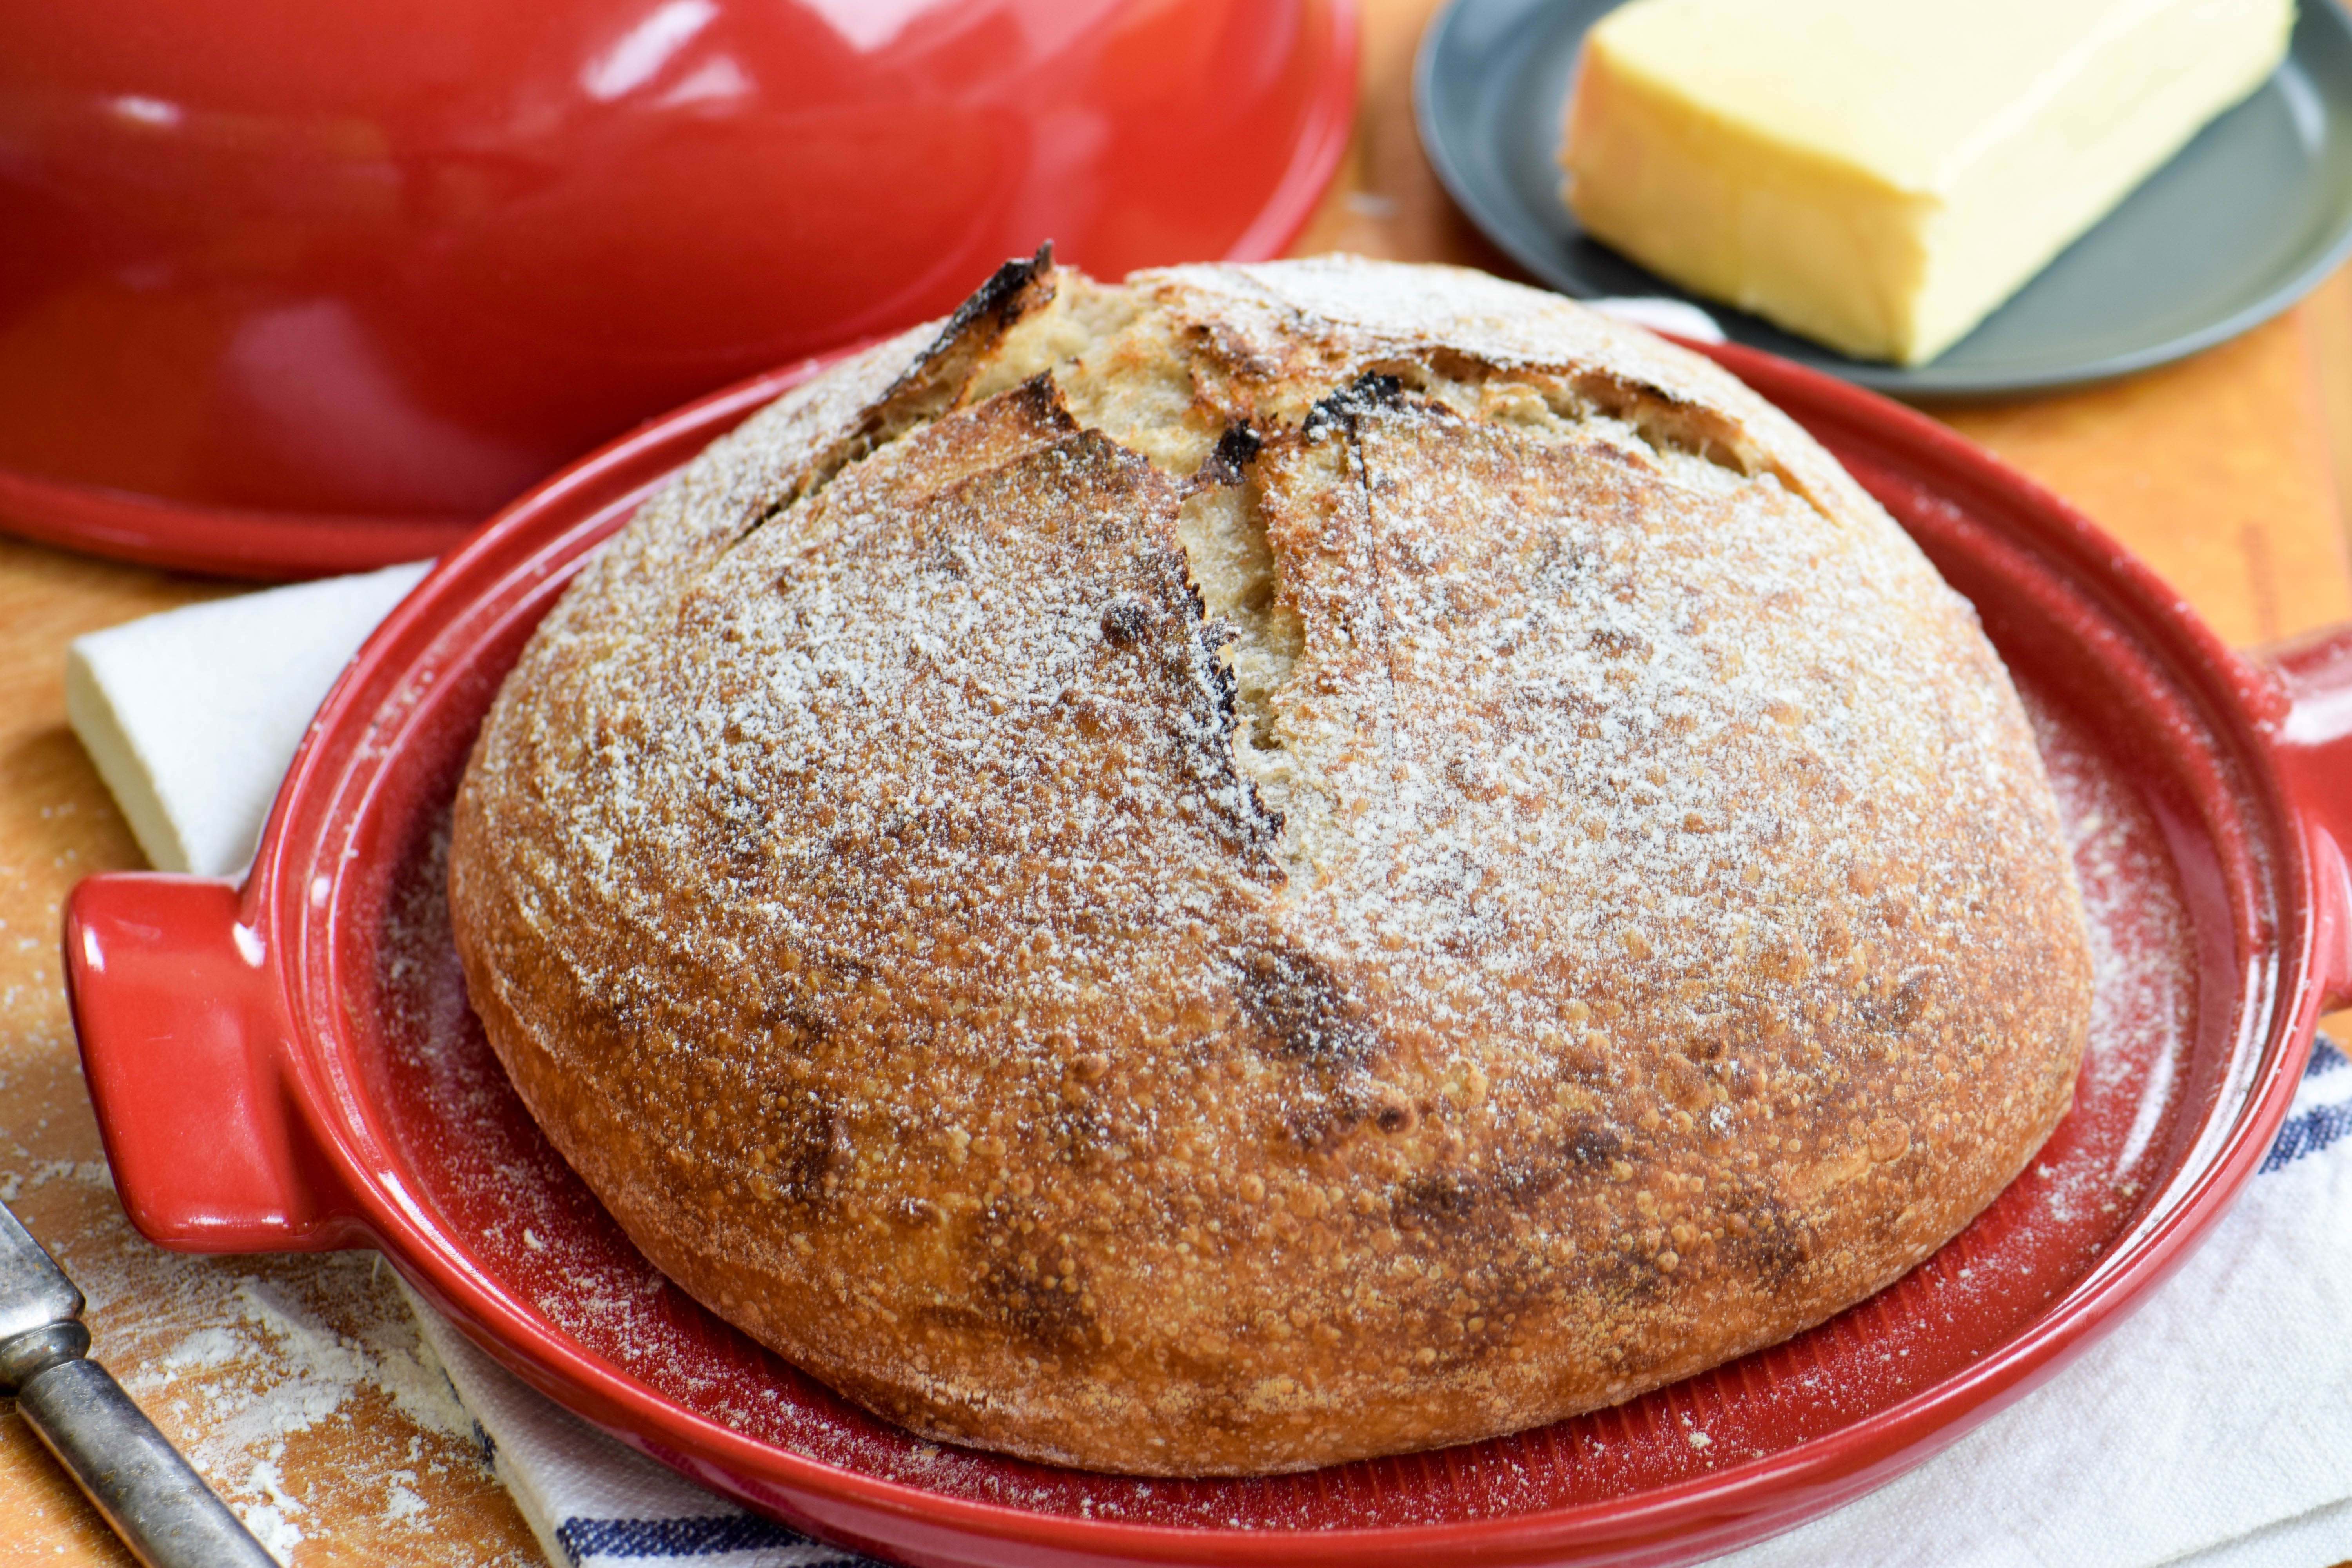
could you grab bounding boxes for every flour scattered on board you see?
[0,1140,541,1568]
[92,1255,479,1555]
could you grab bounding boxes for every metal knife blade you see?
[0,1189,82,1347]
[0,1197,279,1567]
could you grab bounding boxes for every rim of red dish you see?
[0,0,1360,586]
[215,339,2323,1563]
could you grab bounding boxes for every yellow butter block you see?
[1561,0,2295,364]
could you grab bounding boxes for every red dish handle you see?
[2267,624,2352,1011]
[62,874,366,1253]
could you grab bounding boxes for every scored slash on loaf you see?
[446,248,2092,1475]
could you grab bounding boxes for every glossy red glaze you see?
[0,0,1356,578]
[63,342,2352,1565]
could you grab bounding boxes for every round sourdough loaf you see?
[447,252,2093,1476]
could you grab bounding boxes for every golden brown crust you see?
[448,256,2092,1475]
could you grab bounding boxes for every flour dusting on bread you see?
[446,254,2093,1475]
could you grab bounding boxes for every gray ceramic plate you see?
[1416,0,2352,396]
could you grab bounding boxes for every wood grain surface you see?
[5,0,2351,1561]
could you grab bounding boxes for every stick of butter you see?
[1561,0,2295,365]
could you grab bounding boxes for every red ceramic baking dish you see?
[0,0,1356,579]
[61,338,2352,1566]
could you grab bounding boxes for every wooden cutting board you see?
[4,0,2350,1561]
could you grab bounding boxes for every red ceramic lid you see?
[0,0,1356,577]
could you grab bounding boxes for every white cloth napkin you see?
[65,562,430,876]
[396,1280,857,1568]
[65,551,2352,1568]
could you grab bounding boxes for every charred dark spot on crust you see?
[727,245,1059,550]
[1586,627,1650,661]
[1286,1076,1410,1150]
[1563,1117,1624,1168]
[1860,969,1931,1033]
[1176,620,1285,858]
[868,248,1059,440]
[762,1090,840,1206]
[1490,1151,1569,1205]
[1279,1088,1345,1151]
[1303,372,1406,440]
[1100,597,1151,648]
[929,242,1056,350]
[1003,369,1080,434]
[1391,1149,1565,1232]
[1397,1169,1477,1221]
[982,1266,1089,1349]
[1195,422,1264,488]
[1197,620,1241,720]
[1233,944,1376,1070]
[893,1195,945,1228]
[752,993,833,1050]
[1046,1096,1114,1164]
[1724,1189,1814,1282]
[976,1231,1096,1352]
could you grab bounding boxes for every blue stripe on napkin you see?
[557,1513,869,1564]
[2259,1036,2350,1174]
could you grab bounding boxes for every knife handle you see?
[15,1353,281,1568]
